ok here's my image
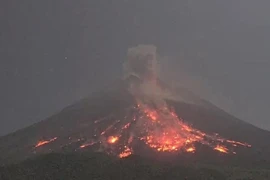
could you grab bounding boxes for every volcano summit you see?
[0,45,269,167]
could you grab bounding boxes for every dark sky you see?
[1,0,270,136]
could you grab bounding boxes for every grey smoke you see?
[123,45,203,105]
[123,44,159,82]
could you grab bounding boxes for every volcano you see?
[0,45,270,168]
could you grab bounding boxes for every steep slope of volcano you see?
[0,75,269,166]
[0,45,270,167]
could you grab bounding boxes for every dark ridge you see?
[1,152,270,180]
[0,152,226,180]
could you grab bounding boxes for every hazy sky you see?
[1,0,270,136]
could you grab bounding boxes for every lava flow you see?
[119,146,133,158]
[135,101,251,154]
[33,45,252,158]
[214,145,229,154]
[107,136,119,144]
[34,100,251,158]
[85,99,252,158]
[35,137,57,148]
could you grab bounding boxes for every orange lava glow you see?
[35,137,57,148]
[107,136,119,144]
[186,147,196,153]
[214,145,229,154]
[142,131,185,152]
[33,96,251,158]
[144,109,158,121]
[119,146,132,158]
[122,123,131,130]
[134,101,251,154]
[80,142,95,149]
[226,140,252,147]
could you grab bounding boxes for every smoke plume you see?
[123,45,159,82]
[123,44,185,103]
[123,44,214,106]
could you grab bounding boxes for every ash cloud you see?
[123,44,169,104]
[123,45,211,107]
[123,44,159,82]
[123,45,191,104]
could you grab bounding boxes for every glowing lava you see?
[35,137,57,148]
[214,145,229,154]
[119,146,132,158]
[33,100,251,158]
[80,142,96,149]
[226,140,252,147]
[142,131,185,152]
[186,147,196,153]
[107,136,119,144]
[132,101,251,154]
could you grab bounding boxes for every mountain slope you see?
[0,76,270,167]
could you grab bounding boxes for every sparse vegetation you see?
[1,152,269,180]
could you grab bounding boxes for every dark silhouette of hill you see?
[0,152,234,180]
[1,152,270,180]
